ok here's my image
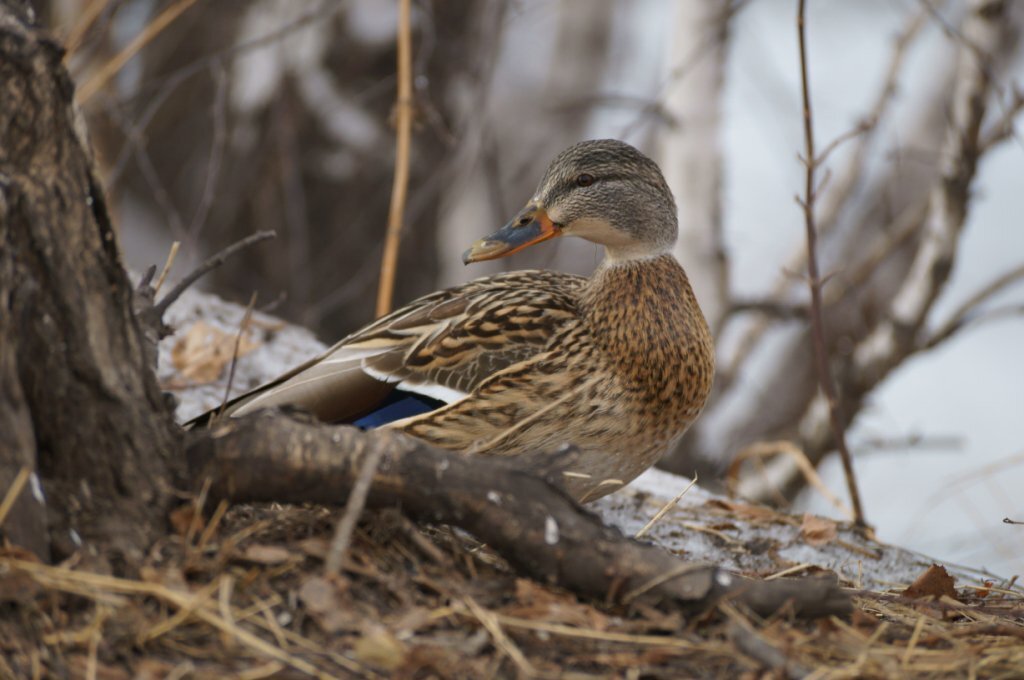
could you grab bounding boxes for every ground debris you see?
[2,504,1022,678]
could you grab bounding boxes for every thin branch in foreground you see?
[324,439,387,577]
[375,0,414,318]
[635,473,699,539]
[797,0,866,528]
[215,291,258,422]
[154,241,181,296]
[0,466,32,527]
[151,230,276,321]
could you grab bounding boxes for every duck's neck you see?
[602,242,672,265]
[580,254,714,397]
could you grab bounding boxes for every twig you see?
[0,466,31,527]
[724,603,811,679]
[324,440,387,576]
[815,5,928,235]
[621,562,709,605]
[153,241,180,296]
[63,0,112,58]
[375,0,414,318]
[463,597,538,678]
[187,60,229,243]
[851,0,1011,391]
[728,440,852,520]
[1003,518,1023,525]
[980,85,1024,151]
[215,292,258,421]
[76,0,200,104]
[719,4,927,380]
[152,230,275,321]
[728,298,808,320]
[8,560,346,678]
[635,473,698,538]
[490,612,701,649]
[923,262,1024,349]
[797,0,866,528]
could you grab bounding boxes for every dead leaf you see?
[237,544,293,565]
[800,513,838,547]
[353,625,408,671]
[903,564,959,601]
[171,320,259,383]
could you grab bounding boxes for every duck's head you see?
[463,139,677,265]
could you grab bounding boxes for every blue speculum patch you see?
[352,390,446,428]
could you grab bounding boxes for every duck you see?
[195,139,715,502]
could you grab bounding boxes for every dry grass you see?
[1,501,1022,679]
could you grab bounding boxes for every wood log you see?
[187,412,851,618]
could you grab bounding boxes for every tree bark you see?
[0,5,182,568]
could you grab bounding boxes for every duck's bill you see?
[462,207,561,264]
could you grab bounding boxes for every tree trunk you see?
[660,0,732,336]
[0,4,182,568]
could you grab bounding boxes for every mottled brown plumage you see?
[208,139,715,502]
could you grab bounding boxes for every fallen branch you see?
[185,413,851,619]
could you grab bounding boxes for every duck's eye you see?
[575,173,595,187]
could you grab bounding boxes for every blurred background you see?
[47,0,1024,576]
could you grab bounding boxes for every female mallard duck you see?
[205,139,714,502]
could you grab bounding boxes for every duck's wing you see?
[387,320,597,455]
[191,270,585,426]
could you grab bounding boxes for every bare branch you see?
[324,439,387,577]
[215,291,257,421]
[76,0,200,104]
[797,0,867,527]
[924,302,1024,350]
[738,0,1024,504]
[729,298,809,319]
[980,85,1024,151]
[718,5,928,381]
[151,230,276,321]
[852,0,1010,389]
[375,0,414,317]
[923,262,1024,348]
